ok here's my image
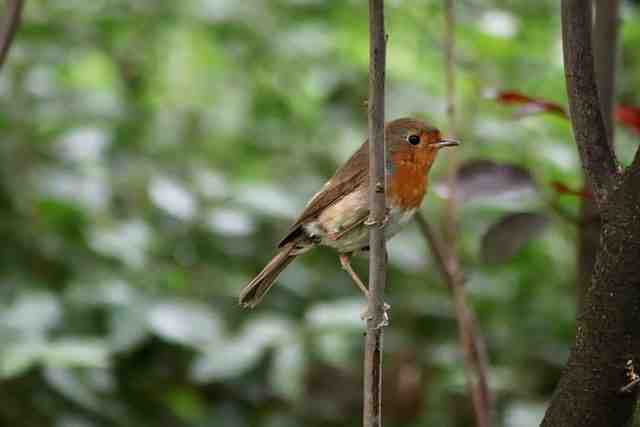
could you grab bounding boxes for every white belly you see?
[303,201,417,254]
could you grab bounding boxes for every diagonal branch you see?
[0,0,25,71]
[593,0,619,144]
[416,213,492,427]
[363,1,387,427]
[632,148,640,173]
[423,2,493,426]
[561,0,619,205]
[577,0,619,321]
[628,148,640,192]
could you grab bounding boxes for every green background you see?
[1,1,639,426]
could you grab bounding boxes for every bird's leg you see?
[338,253,390,325]
[339,253,368,295]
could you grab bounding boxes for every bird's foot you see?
[360,302,391,329]
[380,213,389,228]
[364,209,390,228]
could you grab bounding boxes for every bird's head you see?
[385,117,459,154]
[384,118,459,173]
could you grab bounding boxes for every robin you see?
[239,117,459,308]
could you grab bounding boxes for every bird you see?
[239,117,459,308]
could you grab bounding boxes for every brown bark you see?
[0,0,25,71]
[559,1,618,206]
[577,0,619,317]
[576,201,599,312]
[541,2,640,426]
[633,146,640,172]
[542,178,640,427]
[593,0,619,144]
[363,1,387,427]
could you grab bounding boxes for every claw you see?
[380,211,390,227]
[364,209,390,228]
[360,302,391,328]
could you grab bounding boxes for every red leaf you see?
[550,181,592,200]
[496,90,568,118]
[495,91,640,136]
[615,105,640,135]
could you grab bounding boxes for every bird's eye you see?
[408,134,421,145]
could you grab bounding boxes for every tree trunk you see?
[542,177,640,427]
[541,2,640,425]
[576,201,599,312]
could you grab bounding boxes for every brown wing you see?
[278,141,369,248]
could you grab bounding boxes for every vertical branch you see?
[0,0,25,71]
[415,2,493,426]
[363,1,387,427]
[593,0,619,144]
[577,0,619,314]
[443,0,458,245]
[561,0,619,204]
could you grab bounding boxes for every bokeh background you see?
[2,1,640,426]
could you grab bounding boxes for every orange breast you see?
[387,149,437,210]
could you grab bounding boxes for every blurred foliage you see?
[1,1,640,426]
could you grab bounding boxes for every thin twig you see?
[416,3,493,425]
[363,1,387,427]
[561,0,619,205]
[416,212,458,286]
[443,0,458,245]
[415,213,492,427]
[0,0,25,71]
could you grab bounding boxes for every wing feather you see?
[278,141,369,248]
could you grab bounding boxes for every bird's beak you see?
[434,137,460,148]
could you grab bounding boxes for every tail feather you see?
[239,244,296,308]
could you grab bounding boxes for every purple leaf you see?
[437,160,537,202]
[481,212,550,264]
